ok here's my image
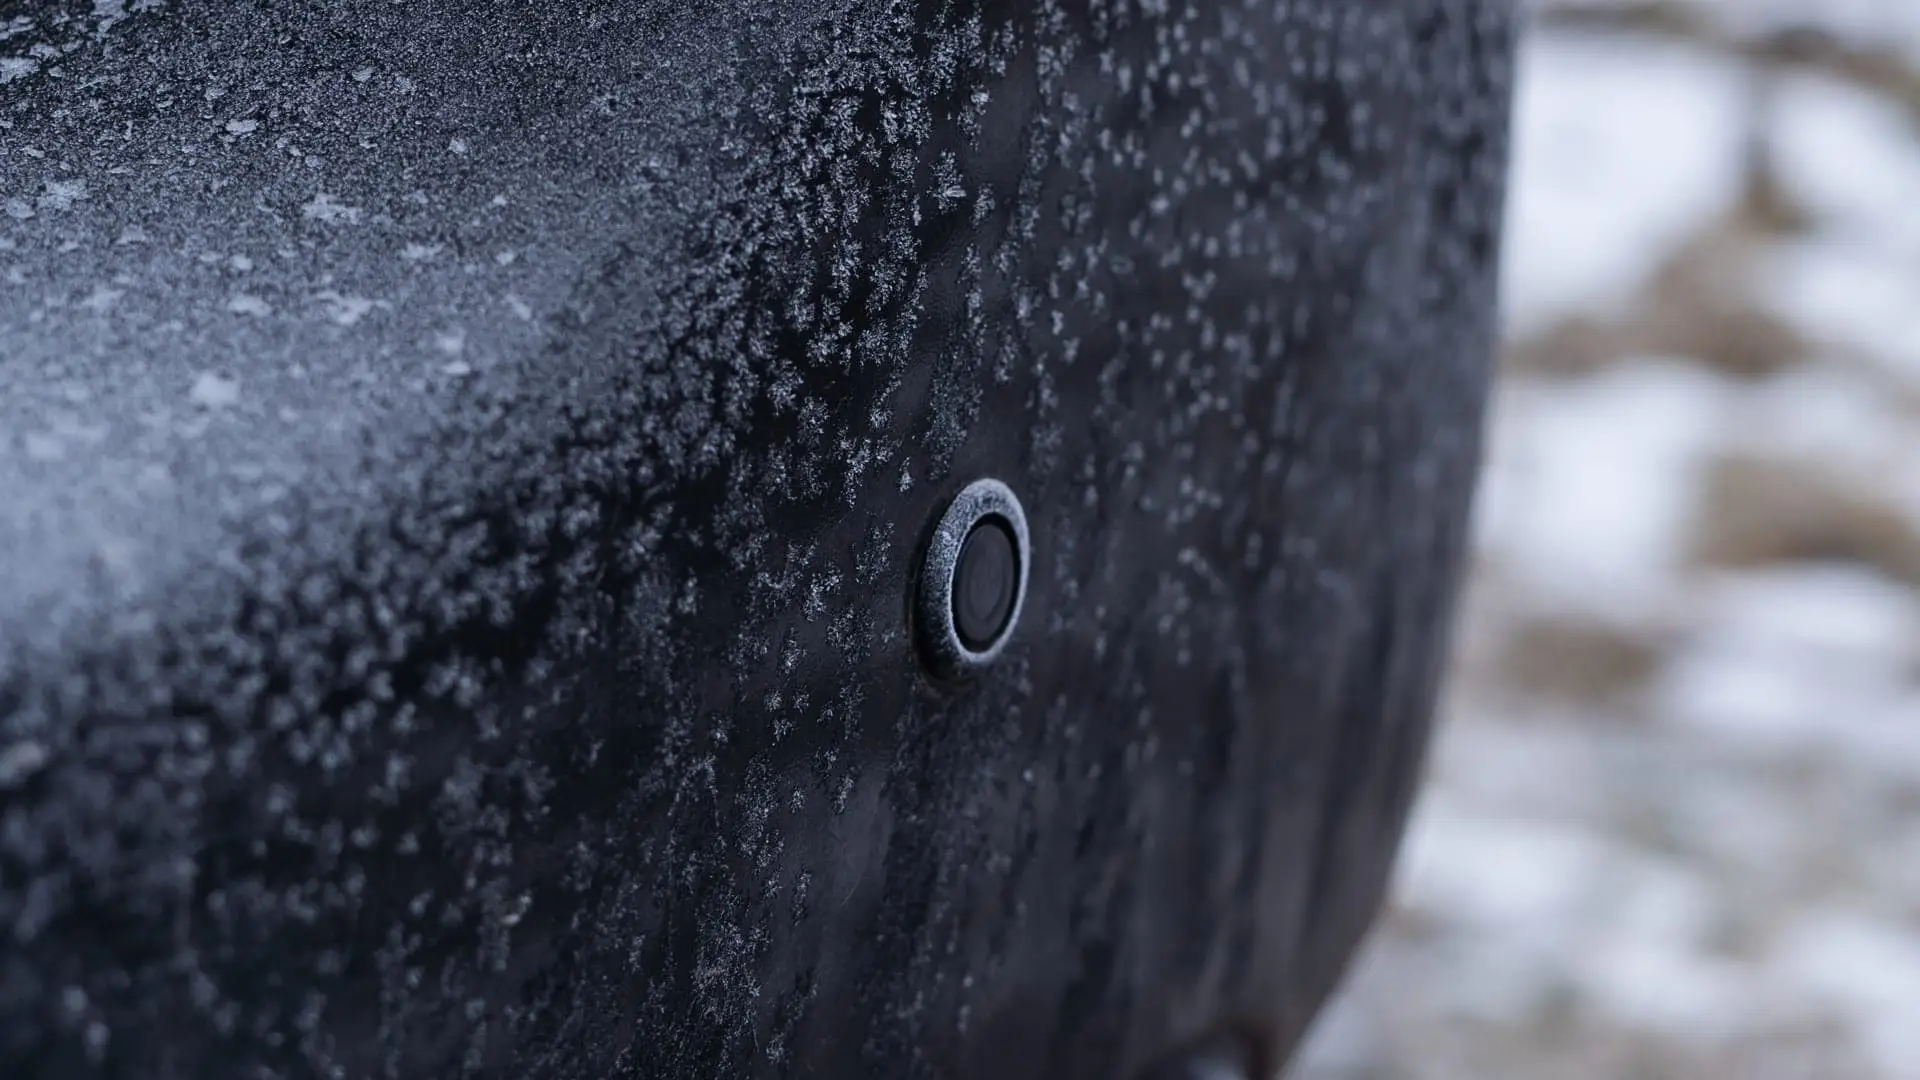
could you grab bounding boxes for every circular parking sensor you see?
[954,520,1017,649]
[917,479,1030,680]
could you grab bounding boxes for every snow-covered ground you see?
[1296,4,1920,1078]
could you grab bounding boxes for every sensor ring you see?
[916,478,1031,680]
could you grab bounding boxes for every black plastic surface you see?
[0,1,1514,1076]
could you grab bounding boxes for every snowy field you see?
[1296,3,1920,1078]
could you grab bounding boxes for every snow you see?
[1771,75,1920,256]
[1298,7,1920,1077]
[1724,368,1911,471]
[1770,912,1920,1077]
[1500,33,1748,339]
[1474,360,1728,613]
[1760,239,1920,381]
[1533,0,1920,67]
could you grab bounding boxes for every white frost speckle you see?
[0,57,37,85]
[225,118,259,135]
[401,242,442,262]
[449,137,469,155]
[441,359,474,377]
[493,250,517,266]
[79,286,123,313]
[301,192,362,225]
[188,372,241,409]
[432,329,466,356]
[0,740,49,789]
[91,0,128,34]
[226,293,272,317]
[23,433,64,462]
[315,291,378,327]
[37,180,88,212]
[229,254,253,272]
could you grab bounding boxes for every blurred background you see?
[1295,2,1920,1078]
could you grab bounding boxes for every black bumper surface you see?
[0,2,1514,1076]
